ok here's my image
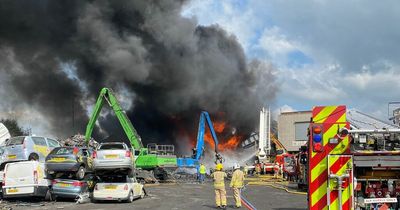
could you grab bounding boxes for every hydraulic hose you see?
[240,186,258,210]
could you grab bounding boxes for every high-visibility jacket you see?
[211,171,227,189]
[230,169,245,188]
[199,165,206,174]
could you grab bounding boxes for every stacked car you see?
[90,142,144,202]
[45,146,94,200]
[0,136,144,203]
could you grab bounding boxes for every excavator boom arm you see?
[85,88,143,149]
[194,111,222,162]
[271,134,287,153]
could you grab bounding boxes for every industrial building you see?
[277,110,312,152]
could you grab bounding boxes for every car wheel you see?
[45,169,55,179]
[128,169,134,177]
[28,153,39,161]
[126,191,134,203]
[44,189,53,201]
[76,166,86,180]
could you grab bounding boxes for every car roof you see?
[12,136,51,139]
[99,142,126,145]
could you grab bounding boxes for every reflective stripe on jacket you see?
[199,165,206,174]
[230,169,245,188]
[211,171,227,189]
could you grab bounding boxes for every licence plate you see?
[7,188,18,193]
[8,155,16,159]
[52,157,66,161]
[59,183,72,187]
[105,185,117,190]
[105,154,118,159]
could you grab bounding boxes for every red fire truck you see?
[307,105,400,210]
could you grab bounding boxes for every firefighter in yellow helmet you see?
[230,163,245,208]
[199,163,206,184]
[211,163,227,209]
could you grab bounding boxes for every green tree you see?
[1,119,28,137]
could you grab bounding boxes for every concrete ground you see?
[1,182,307,210]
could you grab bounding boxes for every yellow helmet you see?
[215,163,223,171]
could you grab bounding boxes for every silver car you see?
[1,136,60,167]
[93,142,133,175]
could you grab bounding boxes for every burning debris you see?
[203,121,242,152]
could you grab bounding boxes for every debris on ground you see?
[76,193,90,204]
[136,169,158,183]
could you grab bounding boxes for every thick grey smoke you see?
[0,0,277,150]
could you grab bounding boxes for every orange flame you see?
[203,121,241,151]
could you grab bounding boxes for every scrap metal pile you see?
[60,134,98,148]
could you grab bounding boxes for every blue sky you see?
[182,0,400,119]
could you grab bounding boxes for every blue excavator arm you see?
[177,111,223,168]
[194,111,223,163]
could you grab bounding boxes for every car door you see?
[46,138,60,154]
[131,177,141,196]
[31,137,49,161]
[81,149,93,172]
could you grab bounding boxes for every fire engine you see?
[307,105,400,210]
[255,107,294,175]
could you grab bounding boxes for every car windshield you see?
[8,137,24,146]
[32,137,47,146]
[99,144,125,150]
[50,147,74,155]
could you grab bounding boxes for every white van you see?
[2,161,51,199]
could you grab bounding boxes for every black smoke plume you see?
[0,0,277,153]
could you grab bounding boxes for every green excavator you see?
[85,87,177,180]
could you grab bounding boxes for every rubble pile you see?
[59,134,99,148]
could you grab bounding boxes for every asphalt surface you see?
[1,182,307,210]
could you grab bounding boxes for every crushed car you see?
[45,147,94,180]
[51,179,89,200]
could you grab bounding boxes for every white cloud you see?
[182,0,263,54]
[183,0,400,120]
[258,27,296,56]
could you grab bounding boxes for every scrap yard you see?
[0,1,399,210]
[2,90,400,210]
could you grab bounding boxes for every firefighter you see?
[211,163,227,209]
[199,163,206,184]
[274,162,279,178]
[255,163,261,176]
[243,163,249,176]
[230,163,245,208]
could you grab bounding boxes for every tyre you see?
[154,167,168,181]
[76,166,86,180]
[45,169,55,179]
[46,173,55,179]
[28,153,39,161]
[126,191,134,203]
[44,189,53,201]
[128,169,134,178]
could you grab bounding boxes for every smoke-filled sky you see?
[183,0,400,120]
[0,0,277,150]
